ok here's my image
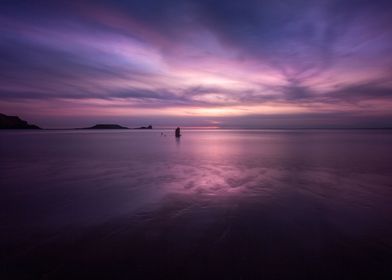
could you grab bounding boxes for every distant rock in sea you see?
[84,124,129,129]
[135,125,152,129]
[0,113,41,129]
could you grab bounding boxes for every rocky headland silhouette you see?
[135,125,152,129]
[84,124,129,129]
[84,124,153,129]
[0,113,41,129]
[0,114,154,130]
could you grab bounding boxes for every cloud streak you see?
[0,0,392,127]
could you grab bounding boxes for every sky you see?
[1,0,392,128]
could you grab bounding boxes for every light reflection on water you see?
[1,129,392,279]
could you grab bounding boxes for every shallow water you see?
[1,129,392,279]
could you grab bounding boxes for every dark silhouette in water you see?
[175,127,181,137]
[135,125,152,129]
[84,124,129,129]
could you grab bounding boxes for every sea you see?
[1,129,392,279]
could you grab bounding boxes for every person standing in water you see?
[175,127,181,137]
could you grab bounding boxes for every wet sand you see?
[1,129,392,279]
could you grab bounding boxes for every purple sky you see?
[1,0,392,128]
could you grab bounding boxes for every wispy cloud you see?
[1,0,392,127]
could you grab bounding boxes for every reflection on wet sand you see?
[1,129,392,279]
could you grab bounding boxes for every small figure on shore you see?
[175,127,181,138]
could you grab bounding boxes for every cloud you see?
[0,0,392,127]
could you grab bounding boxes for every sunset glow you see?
[1,0,392,128]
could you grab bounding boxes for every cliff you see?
[0,113,41,129]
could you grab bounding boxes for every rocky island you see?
[84,124,129,129]
[0,113,41,129]
[135,125,152,129]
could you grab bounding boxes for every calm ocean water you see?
[1,129,392,279]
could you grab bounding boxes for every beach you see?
[1,129,392,279]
